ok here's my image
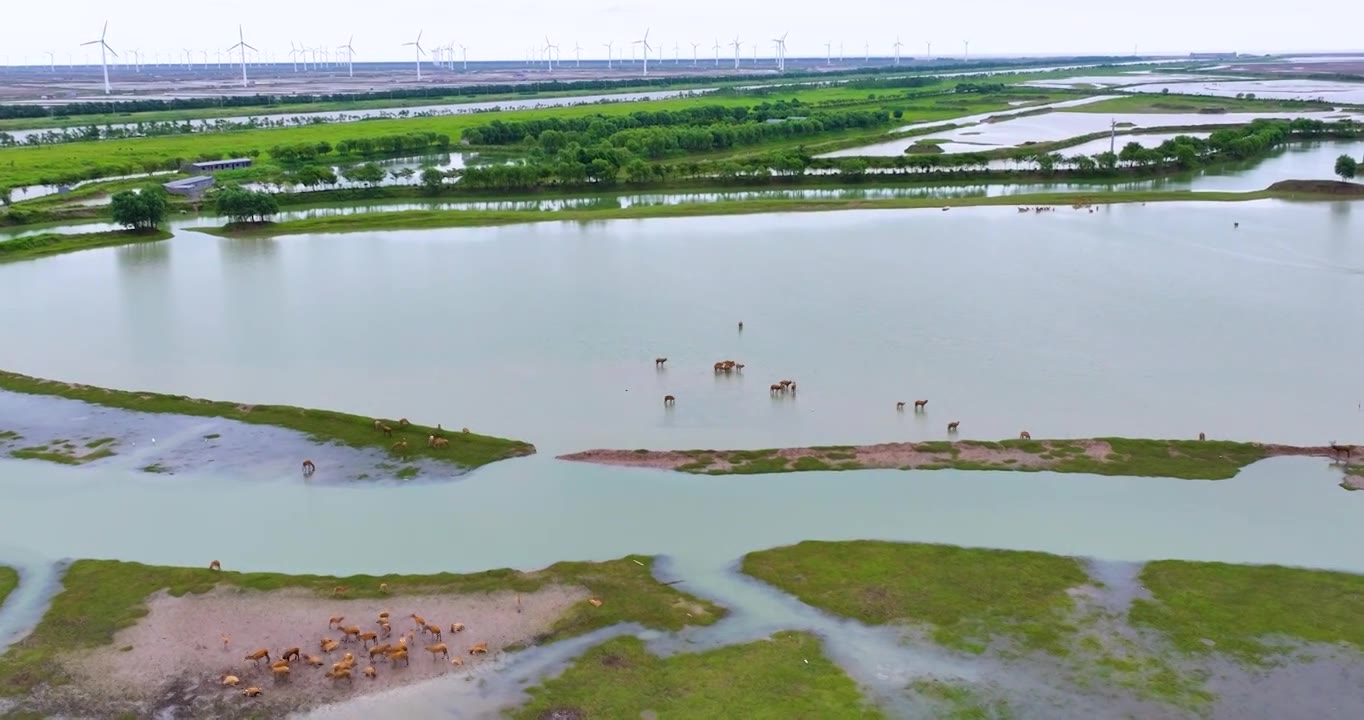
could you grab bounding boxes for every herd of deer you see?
[299,418,476,477]
[651,347,1227,442]
[209,567,490,700]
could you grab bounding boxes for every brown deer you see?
[426,643,450,660]
[209,560,221,571]
[302,460,316,475]
[380,424,393,437]
[663,394,676,406]
[897,402,905,411]
[1331,442,1352,460]
[391,440,408,454]
[655,357,667,367]
[242,687,263,698]
[398,418,410,427]
[770,384,784,394]
[469,642,489,655]
[328,616,344,629]
[245,648,270,665]
[358,631,378,648]
[1019,431,1031,440]
[426,624,443,642]
[280,647,301,663]
[914,399,927,411]
[1199,432,1206,441]
[947,421,960,433]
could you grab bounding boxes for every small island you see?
[560,437,1362,485]
[0,369,535,479]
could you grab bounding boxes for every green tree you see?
[110,186,168,230]
[421,167,445,193]
[215,186,280,224]
[1335,154,1358,181]
[344,163,387,187]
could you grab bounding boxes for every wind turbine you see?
[200,49,209,67]
[183,48,194,71]
[864,41,870,62]
[602,40,614,69]
[772,31,788,72]
[227,25,255,88]
[633,28,651,75]
[690,41,700,65]
[673,41,680,64]
[80,21,116,95]
[573,41,582,67]
[459,43,469,71]
[839,42,844,63]
[44,50,55,72]
[824,40,832,66]
[403,30,425,80]
[340,36,355,77]
[543,36,558,71]
[730,36,741,70]
[288,42,299,71]
[926,41,932,59]
[893,36,903,66]
[963,40,969,61]
[712,38,721,65]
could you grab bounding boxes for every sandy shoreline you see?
[61,584,588,717]
[558,438,1362,482]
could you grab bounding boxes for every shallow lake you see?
[1123,78,1364,105]
[2,198,1364,716]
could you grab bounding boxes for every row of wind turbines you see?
[520,30,964,75]
[71,21,972,96]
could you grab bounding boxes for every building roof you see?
[190,158,252,169]
[163,175,215,189]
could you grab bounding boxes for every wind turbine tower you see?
[459,44,469,71]
[44,50,55,72]
[824,40,832,66]
[773,31,788,72]
[864,41,870,62]
[603,40,614,69]
[403,31,426,80]
[633,29,652,75]
[227,25,255,88]
[964,40,969,61]
[543,37,558,71]
[730,36,741,70]
[80,21,116,95]
[712,38,721,66]
[893,36,903,66]
[574,42,582,67]
[691,41,700,65]
[341,36,355,78]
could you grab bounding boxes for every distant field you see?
[0,83,1064,190]
[1069,93,1337,114]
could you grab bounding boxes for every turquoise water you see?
[2,197,1363,717]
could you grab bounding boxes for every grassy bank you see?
[511,632,884,720]
[1131,560,1364,665]
[565,437,1276,481]
[0,555,721,697]
[743,540,1088,655]
[0,566,16,610]
[195,188,1302,239]
[0,369,534,471]
[0,228,172,264]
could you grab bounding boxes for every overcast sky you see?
[2,0,1360,65]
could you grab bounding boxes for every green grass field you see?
[0,85,1067,190]
[0,555,721,697]
[0,229,172,264]
[1130,560,1364,665]
[743,540,1089,655]
[0,369,534,471]
[1069,93,1337,115]
[0,566,16,610]
[511,632,884,719]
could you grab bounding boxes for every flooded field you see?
[828,108,1360,156]
[1123,78,1364,105]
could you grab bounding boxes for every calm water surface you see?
[2,200,1363,716]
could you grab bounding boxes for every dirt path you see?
[67,585,588,716]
